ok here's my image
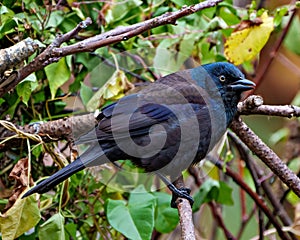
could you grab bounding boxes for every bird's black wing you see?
[76,71,208,145]
[76,94,176,144]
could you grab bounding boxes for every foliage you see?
[0,0,299,239]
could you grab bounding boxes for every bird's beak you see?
[228,79,256,92]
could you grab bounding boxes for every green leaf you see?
[16,73,38,106]
[3,0,17,7]
[58,12,82,32]
[179,34,196,63]
[218,181,234,205]
[153,38,183,75]
[198,41,216,64]
[205,16,228,32]
[292,91,300,106]
[80,82,93,106]
[284,16,300,55]
[64,223,77,239]
[32,144,43,159]
[45,10,64,29]
[128,185,156,239]
[45,58,71,99]
[0,5,14,23]
[274,6,289,27]
[269,127,289,145]
[0,18,17,38]
[153,192,179,233]
[106,185,156,240]
[192,179,233,211]
[288,157,300,173]
[1,93,20,118]
[217,3,240,26]
[153,6,170,17]
[224,150,234,165]
[0,193,41,240]
[170,0,198,7]
[105,0,142,24]
[38,213,65,240]
[87,70,132,112]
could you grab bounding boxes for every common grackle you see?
[22,62,255,206]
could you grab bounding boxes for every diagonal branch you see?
[209,157,290,240]
[0,0,223,98]
[230,117,300,198]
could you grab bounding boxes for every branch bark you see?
[238,95,300,117]
[230,117,300,199]
[0,0,223,98]
[0,113,96,151]
[174,176,196,240]
[1,99,299,151]
[239,104,300,117]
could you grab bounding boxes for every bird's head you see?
[192,62,256,126]
[202,62,255,98]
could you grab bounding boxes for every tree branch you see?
[209,157,290,240]
[0,113,96,152]
[238,95,300,117]
[208,201,237,240]
[228,131,296,240]
[174,176,196,240]
[240,104,300,117]
[230,117,300,198]
[0,0,223,98]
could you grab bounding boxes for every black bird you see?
[22,62,255,206]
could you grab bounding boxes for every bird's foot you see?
[169,186,194,208]
[155,173,194,208]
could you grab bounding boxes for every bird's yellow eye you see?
[219,75,226,82]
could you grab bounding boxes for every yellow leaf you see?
[86,70,134,112]
[224,12,274,65]
[0,190,41,240]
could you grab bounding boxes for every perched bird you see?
[23,62,255,206]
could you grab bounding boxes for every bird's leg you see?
[156,173,194,208]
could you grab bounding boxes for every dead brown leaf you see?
[3,158,34,212]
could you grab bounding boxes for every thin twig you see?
[234,136,265,239]
[209,201,237,240]
[228,132,294,230]
[209,157,290,240]
[237,157,248,229]
[0,17,92,97]
[236,206,257,239]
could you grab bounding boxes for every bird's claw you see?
[170,187,194,208]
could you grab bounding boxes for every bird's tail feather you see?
[22,157,85,198]
[22,143,109,198]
